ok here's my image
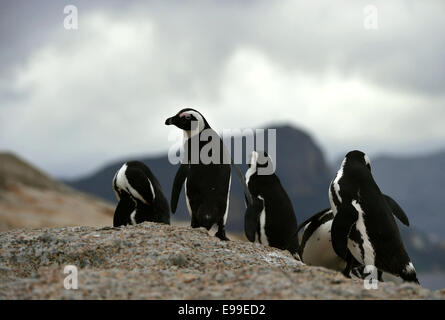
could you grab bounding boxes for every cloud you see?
[1,1,445,177]
[1,12,171,175]
[211,47,445,157]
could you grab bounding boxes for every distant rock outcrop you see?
[0,222,443,299]
[0,152,113,231]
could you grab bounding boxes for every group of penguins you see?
[112,108,419,285]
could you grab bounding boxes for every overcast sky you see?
[1,0,445,178]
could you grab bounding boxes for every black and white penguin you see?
[328,150,419,283]
[165,108,232,240]
[298,208,345,271]
[298,193,411,283]
[244,151,300,258]
[112,161,170,227]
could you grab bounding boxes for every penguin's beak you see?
[165,116,175,125]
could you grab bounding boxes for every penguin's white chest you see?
[347,200,376,266]
[184,178,192,216]
[223,177,231,224]
[302,220,346,271]
[257,196,268,246]
[130,211,137,225]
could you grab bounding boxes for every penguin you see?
[244,150,300,258]
[165,108,233,240]
[112,161,170,227]
[298,208,345,271]
[298,193,410,283]
[328,150,419,283]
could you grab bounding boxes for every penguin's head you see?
[247,150,274,176]
[248,151,271,169]
[345,150,371,171]
[165,108,208,135]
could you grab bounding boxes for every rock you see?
[0,222,444,300]
[215,273,225,283]
[169,254,187,267]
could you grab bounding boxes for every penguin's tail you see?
[401,273,420,285]
[400,262,420,285]
[196,202,220,230]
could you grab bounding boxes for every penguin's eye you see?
[185,114,191,120]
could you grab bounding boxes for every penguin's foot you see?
[215,230,230,241]
[292,252,302,262]
[350,267,364,279]
[191,217,200,228]
[342,270,352,279]
[342,251,354,278]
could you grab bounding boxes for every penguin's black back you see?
[125,161,163,193]
[128,161,170,221]
[113,161,170,226]
[249,172,298,251]
[358,170,412,274]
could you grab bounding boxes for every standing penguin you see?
[244,151,300,258]
[298,193,410,283]
[329,150,418,283]
[165,108,232,240]
[112,161,170,227]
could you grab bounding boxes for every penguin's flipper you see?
[383,194,410,226]
[231,162,253,206]
[244,197,264,242]
[331,203,358,260]
[113,195,135,227]
[171,164,189,214]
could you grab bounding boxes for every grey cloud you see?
[1,0,445,177]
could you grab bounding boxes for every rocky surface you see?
[1,222,444,300]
